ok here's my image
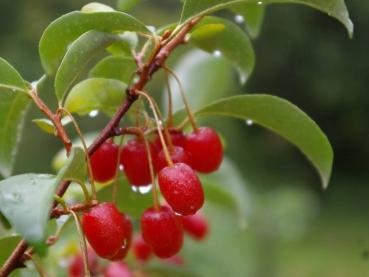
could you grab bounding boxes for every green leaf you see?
[32,117,72,135]
[229,3,265,38]
[81,2,115,13]
[0,236,22,266]
[64,78,127,116]
[0,174,58,252]
[0,212,11,229]
[180,0,353,37]
[97,174,153,218]
[195,94,333,188]
[55,31,123,103]
[191,16,255,83]
[117,0,141,11]
[89,56,136,83]
[0,147,86,252]
[201,158,250,228]
[0,58,30,178]
[107,32,139,56]
[39,10,149,74]
[163,50,233,114]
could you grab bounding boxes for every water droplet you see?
[131,186,139,193]
[213,50,222,58]
[257,1,263,5]
[234,15,245,24]
[133,76,140,84]
[89,110,99,118]
[138,184,152,194]
[119,164,124,171]
[246,119,253,126]
[184,33,191,42]
[147,25,156,33]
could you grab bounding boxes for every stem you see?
[61,108,96,201]
[163,65,198,132]
[1,16,202,277]
[70,211,90,277]
[137,91,173,167]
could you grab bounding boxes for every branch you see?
[0,17,201,277]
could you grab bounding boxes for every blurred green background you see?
[1,0,369,276]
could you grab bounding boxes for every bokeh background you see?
[0,0,368,276]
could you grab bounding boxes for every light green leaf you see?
[0,58,30,178]
[32,117,72,135]
[64,78,127,116]
[163,50,233,114]
[39,10,149,74]
[97,173,153,218]
[195,94,333,188]
[117,0,141,11]
[229,3,265,38]
[0,147,86,252]
[201,158,250,228]
[55,30,122,103]
[191,16,255,83]
[81,2,115,13]
[181,0,353,37]
[0,236,22,267]
[107,32,139,56]
[89,56,136,82]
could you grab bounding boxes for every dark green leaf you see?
[229,3,265,38]
[106,32,139,56]
[89,56,136,83]
[195,94,333,188]
[0,58,30,178]
[162,50,233,114]
[0,236,22,266]
[181,0,353,37]
[191,16,255,83]
[97,174,153,218]
[57,147,87,184]
[55,31,123,103]
[64,78,127,116]
[39,10,149,74]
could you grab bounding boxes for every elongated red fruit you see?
[110,214,133,261]
[141,206,183,258]
[104,262,132,277]
[120,139,156,186]
[185,127,223,173]
[182,213,209,240]
[154,146,191,172]
[82,203,128,259]
[132,234,152,262]
[90,141,119,182]
[158,163,204,215]
[68,248,98,277]
[153,130,186,150]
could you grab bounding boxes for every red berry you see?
[90,141,119,182]
[154,146,191,172]
[120,139,156,186]
[185,127,223,173]
[141,206,183,258]
[104,262,132,277]
[182,213,209,240]
[158,163,204,216]
[153,130,186,150]
[110,214,133,261]
[82,203,130,259]
[161,255,185,266]
[68,248,98,277]
[132,234,152,262]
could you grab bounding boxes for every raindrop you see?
[89,110,99,118]
[131,186,139,193]
[246,119,253,126]
[234,15,245,24]
[138,184,152,194]
[213,50,222,58]
[257,1,263,5]
[119,164,124,171]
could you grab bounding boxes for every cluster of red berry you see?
[76,126,221,274]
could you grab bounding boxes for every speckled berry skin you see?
[90,141,119,183]
[68,248,98,277]
[182,213,209,240]
[141,206,183,258]
[185,127,223,173]
[110,214,133,261]
[153,130,186,150]
[104,262,132,277]
[82,203,128,259]
[154,146,191,172]
[120,139,156,186]
[132,234,152,262]
[158,163,204,216]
